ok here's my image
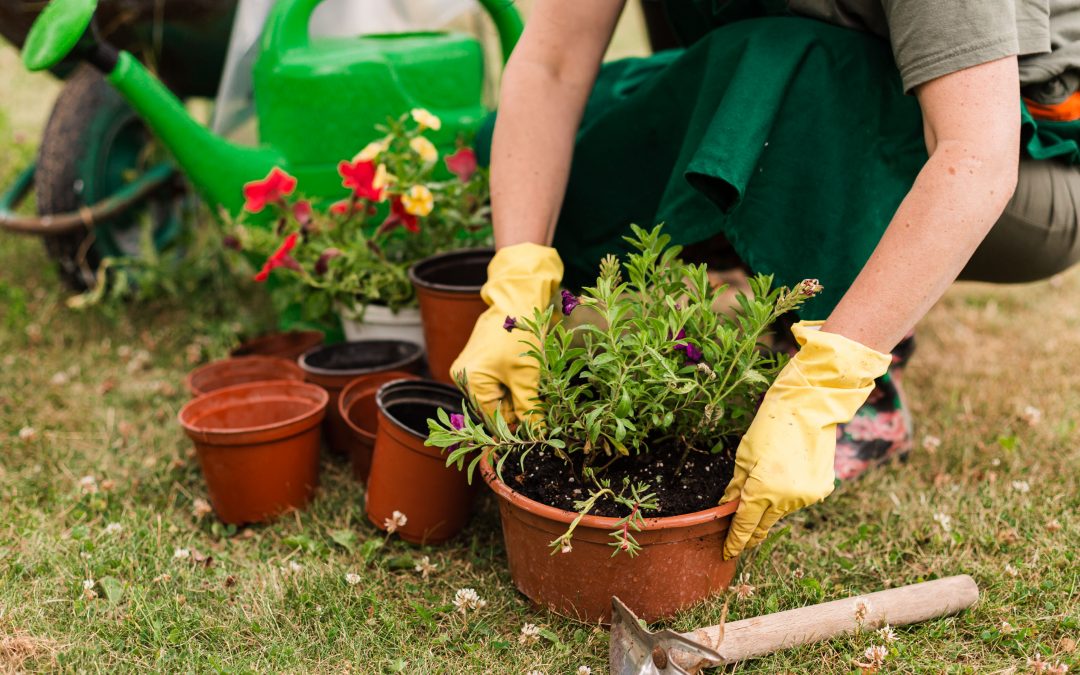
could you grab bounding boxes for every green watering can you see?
[21,0,523,215]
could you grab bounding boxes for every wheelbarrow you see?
[0,0,236,289]
[1,0,523,290]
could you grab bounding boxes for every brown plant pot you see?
[230,330,324,361]
[365,380,477,544]
[298,340,425,456]
[480,457,739,623]
[338,371,421,483]
[177,380,328,525]
[408,249,493,384]
[185,355,305,398]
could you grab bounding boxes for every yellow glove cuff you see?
[789,320,892,390]
[481,243,564,315]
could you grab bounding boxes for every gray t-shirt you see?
[790,0,1080,102]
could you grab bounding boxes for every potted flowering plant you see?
[231,109,491,342]
[426,225,820,622]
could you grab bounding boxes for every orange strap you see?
[1024,91,1080,122]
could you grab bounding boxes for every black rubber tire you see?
[35,65,181,291]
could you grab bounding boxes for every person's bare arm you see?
[823,56,1020,351]
[490,0,627,249]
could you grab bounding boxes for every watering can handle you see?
[264,0,524,63]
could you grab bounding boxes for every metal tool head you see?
[608,597,724,675]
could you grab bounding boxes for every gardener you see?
[452,0,1080,560]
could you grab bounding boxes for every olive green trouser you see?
[961,157,1080,282]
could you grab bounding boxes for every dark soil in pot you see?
[230,330,324,361]
[365,380,478,544]
[299,340,425,455]
[408,249,493,384]
[502,439,737,518]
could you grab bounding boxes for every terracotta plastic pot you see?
[480,457,739,623]
[299,340,425,455]
[230,330,324,361]
[366,380,477,544]
[177,380,328,525]
[338,370,421,483]
[185,355,305,398]
[408,249,494,384]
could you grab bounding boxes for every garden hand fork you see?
[609,575,979,674]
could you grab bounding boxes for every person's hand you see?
[720,321,891,560]
[450,243,563,421]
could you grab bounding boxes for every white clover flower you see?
[383,510,408,535]
[577,667,592,675]
[733,573,755,600]
[78,475,98,494]
[519,623,541,645]
[173,548,190,560]
[1012,480,1031,494]
[933,512,952,533]
[1021,405,1042,426]
[453,588,486,613]
[1005,563,1020,577]
[83,579,95,590]
[192,498,213,519]
[50,371,70,385]
[853,598,873,624]
[18,426,36,441]
[345,573,361,586]
[862,645,887,665]
[922,434,942,452]
[103,522,122,536]
[414,555,437,580]
[1045,518,1062,533]
[288,561,304,573]
[876,625,898,643]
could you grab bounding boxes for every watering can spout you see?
[22,0,283,213]
[106,52,284,212]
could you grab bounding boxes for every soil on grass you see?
[501,439,737,518]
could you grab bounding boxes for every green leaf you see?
[360,539,384,563]
[329,529,356,553]
[98,576,124,604]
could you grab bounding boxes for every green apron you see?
[479,11,930,318]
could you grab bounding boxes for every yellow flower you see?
[401,185,434,217]
[373,163,396,192]
[355,137,389,162]
[410,108,442,131]
[409,136,438,163]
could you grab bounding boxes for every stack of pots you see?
[230,330,324,361]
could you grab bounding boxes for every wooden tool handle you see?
[675,575,979,669]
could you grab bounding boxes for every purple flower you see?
[314,247,342,275]
[503,316,517,332]
[560,290,580,316]
[671,328,703,363]
[222,235,242,251]
[449,413,466,430]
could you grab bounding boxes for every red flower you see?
[330,199,353,216]
[379,196,419,234]
[338,159,382,201]
[243,167,297,213]
[253,232,300,282]
[445,147,477,181]
[292,200,313,226]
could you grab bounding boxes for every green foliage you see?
[428,224,820,553]
[231,112,491,326]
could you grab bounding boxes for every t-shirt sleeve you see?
[881,0,1031,92]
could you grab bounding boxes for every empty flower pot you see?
[230,330,324,361]
[338,370,420,483]
[480,457,739,623]
[408,249,494,384]
[185,355,305,398]
[365,380,477,544]
[177,380,328,525]
[298,340,425,456]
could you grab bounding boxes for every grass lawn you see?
[1,23,1078,674]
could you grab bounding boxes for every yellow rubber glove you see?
[721,321,891,560]
[450,243,563,421]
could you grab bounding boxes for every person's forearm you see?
[823,140,1017,352]
[490,59,592,249]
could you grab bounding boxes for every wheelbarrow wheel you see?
[36,65,186,290]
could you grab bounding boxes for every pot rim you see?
[230,330,324,357]
[339,371,422,438]
[408,248,495,294]
[185,355,303,397]
[178,379,329,438]
[375,379,464,440]
[479,455,739,531]
[298,340,424,378]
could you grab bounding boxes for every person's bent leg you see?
[960,157,1080,283]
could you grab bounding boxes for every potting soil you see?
[502,440,737,518]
